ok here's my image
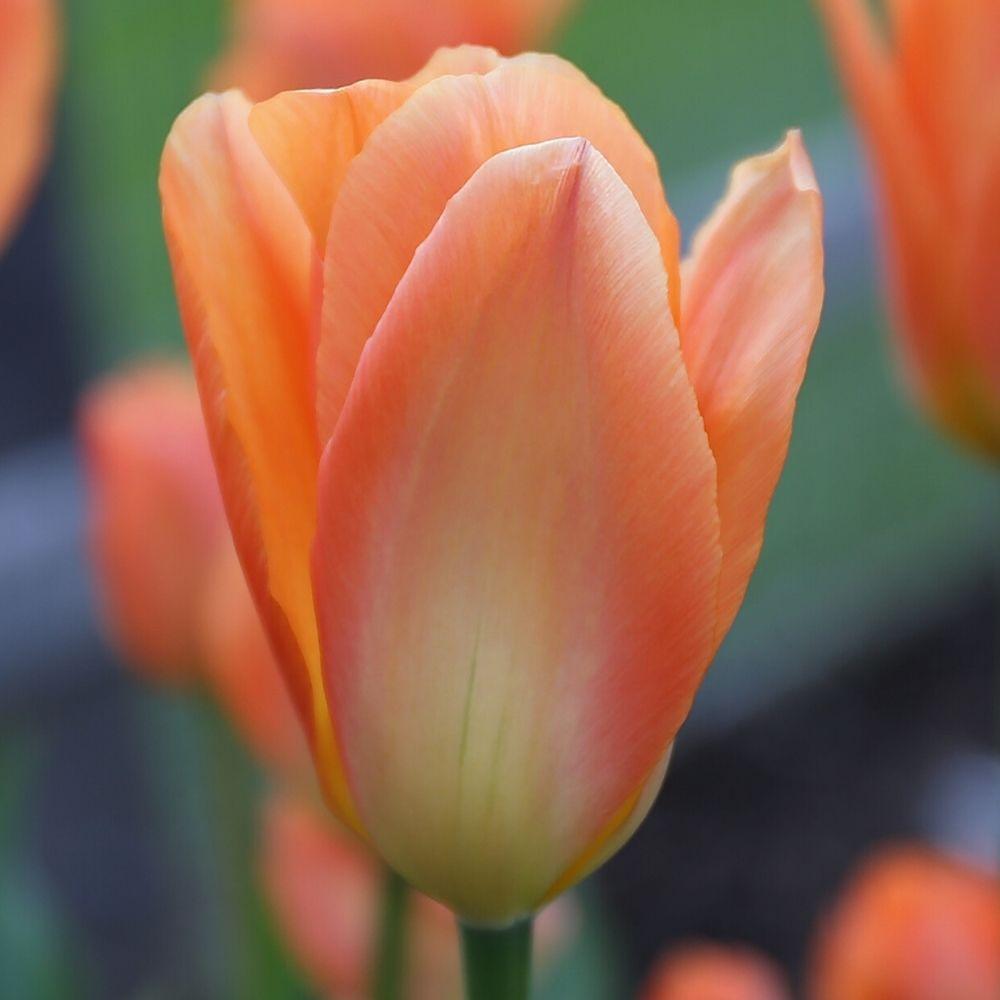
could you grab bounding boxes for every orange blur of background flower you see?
[0,0,58,252]
[160,43,824,923]
[809,845,1000,1000]
[640,943,791,1000]
[211,0,577,99]
[816,0,1000,458]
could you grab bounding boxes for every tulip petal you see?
[160,91,360,831]
[249,81,415,247]
[0,0,58,250]
[681,132,824,641]
[313,138,720,921]
[316,53,682,442]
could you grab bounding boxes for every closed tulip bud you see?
[641,943,791,1000]
[80,366,225,681]
[0,0,58,251]
[816,0,1000,457]
[261,792,576,1000]
[810,846,1000,1000]
[160,47,824,923]
[211,0,576,100]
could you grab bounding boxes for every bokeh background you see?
[0,0,997,996]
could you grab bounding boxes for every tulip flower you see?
[80,365,226,681]
[810,845,1000,1000]
[641,943,790,1000]
[0,0,58,251]
[160,43,824,961]
[816,0,1000,457]
[262,792,575,1000]
[211,0,576,100]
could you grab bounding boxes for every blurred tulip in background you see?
[160,44,824,925]
[810,845,1000,1000]
[817,0,1000,457]
[211,0,577,99]
[640,943,790,1000]
[0,0,57,252]
[79,366,226,681]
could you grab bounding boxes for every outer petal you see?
[79,365,223,681]
[0,0,58,251]
[641,944,791,1000]
[680,132,824,642]
[312,139,720,922]
[198,543,310,782]
[159,92,359,830]
[316,53,682,441]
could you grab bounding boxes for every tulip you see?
[0,0,58,251]
[80,365,226,681]
[810,845,1000,1000]
[816,0,1000,457]
[640,943,790,1000]
[262,792,575,1000]
[211,0,576,100]
[160,45,824,938]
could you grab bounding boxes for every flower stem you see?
[460,918,534,1000]
[372,868,410,1000]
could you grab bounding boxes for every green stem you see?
[460,919,534,1000]
[372,868,410,1000]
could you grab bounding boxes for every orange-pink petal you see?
[312,138,719,922]
[316,53,682,442]
[681,132,824,641]
[0,0,58,251]
[159,91,359,831]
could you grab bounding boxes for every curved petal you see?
[312,138,720,922]
[79,365,224,681]
[249,81,416,248]
[0,0,58,250]
[642,944,791,1000]
[159,91,360,831]
[316,53,682,442]
[680,132,824,641]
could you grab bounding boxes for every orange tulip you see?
[80,365,226,681]
[816,0,1000,457]
[0,0,58,251]
[810,845,1000,1000]
[641,943,791,1000]
[160,47,824,922]
[211,0,576,100]
[261,791,575,1000]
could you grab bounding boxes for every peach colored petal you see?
[316,52,682,442]
[249,81,416,248]
[79,365,224,682]
[0,0,58,251]
[198,544,311,781]
[810,846,1000,1000]
[159,91,360,832]
[312,139,719,922]
[641,943,791,1000]
[681,132,824,642]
